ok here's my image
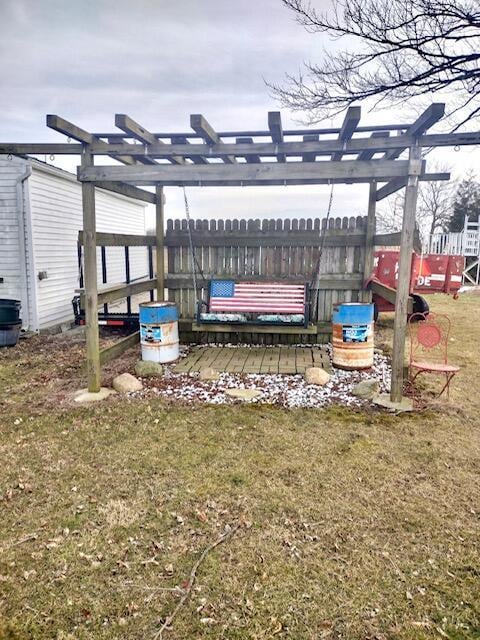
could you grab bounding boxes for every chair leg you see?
[438,372,456,398]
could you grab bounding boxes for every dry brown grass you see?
[0,295,479,639]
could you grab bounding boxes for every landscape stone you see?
[112,372,143,393]
[225,388,262,401]
[352,379,380,399]
[134,360,163,378]
[74,387,116,403]
[305,367,330,386]
[199,367,220,381]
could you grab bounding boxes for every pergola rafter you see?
[1,103,478,406]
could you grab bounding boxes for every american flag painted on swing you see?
[208,280,307,313]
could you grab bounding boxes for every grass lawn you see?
[0,294,479,639]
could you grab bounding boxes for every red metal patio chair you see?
[408,312,460,398]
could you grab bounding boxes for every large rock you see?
[134,360,163,378]
[225,388,262,401]
[199,367,220,381]
[352,379,380,400]
[112,373,143,393]
[305,367,330,386]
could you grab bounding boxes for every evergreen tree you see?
[450,174,480,231]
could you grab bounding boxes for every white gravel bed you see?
[134,344,391,409]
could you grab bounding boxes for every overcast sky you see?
[1,0,478,225]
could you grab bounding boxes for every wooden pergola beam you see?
[67,130,480,160]
[302,135,318,162]
[268,111,285,162]
[375,171,450,201]
[384,103,445,161]
[115,114,185,165]
[358,132,389,161]
[78,159,414,186]
[236,137,261,163]
[171,136,208,164]
[96,181,157,204]
[331,106,361,161]
[46,115,137,165]
[190,114,236,164]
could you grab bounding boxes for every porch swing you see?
[182,185,335,333]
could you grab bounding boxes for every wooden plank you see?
[192,323,318,334]
[0,143,83,155]
[96,181,156,204]
[156,185,165,300]
[374,231,402,246]
[171,135,208,164]
[84,129,480,160]
[190,114,236,164]
[78,231,155,247]
[384,103,445,161]
[331,106,361,161]
[99,331,140,366]
[79,278,157,307]
[375,172,450,201]
[358,132,389,161]
[370,279,413,313]
[164,232,368,248]
[46,115,137,165]
[115,114,185,165]
[81,152,101,393]
[391,145,421,403]
[268,111,285,162]
[168,275,362,289]
[79,159,411,186]
[377,104,447,201]
[302,135,318,162]
[236,137,260,163]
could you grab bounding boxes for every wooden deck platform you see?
[174,346,331,374]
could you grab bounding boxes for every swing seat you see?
[196,279,310,328]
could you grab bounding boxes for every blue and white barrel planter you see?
[139,302,179,364]
[332,303,374,370]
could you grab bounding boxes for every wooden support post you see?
[390,145,421,403]
[362,182,376,302]
[81,148,101,392]
[156,186,165,301]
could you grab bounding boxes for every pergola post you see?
[81,147,101,392]
[362,181,376,303]
[155,185,165,301]
[390,144,421,403]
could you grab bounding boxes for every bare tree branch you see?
[270,0,480,128]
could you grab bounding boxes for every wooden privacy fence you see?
[165,216,371,331]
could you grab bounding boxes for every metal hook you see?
[454,145,460,152]
[49,154,55,161]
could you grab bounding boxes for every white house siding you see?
[28,163,147,329]
[0,156,27,311]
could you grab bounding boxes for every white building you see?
[0,155,148,331]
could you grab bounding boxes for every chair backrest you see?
[408,312,451,365]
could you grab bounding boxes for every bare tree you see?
[271,0,480,129]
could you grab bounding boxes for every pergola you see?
[2,104,479,404]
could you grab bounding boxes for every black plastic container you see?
[0,321,22,347]
[0,299,21,325]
